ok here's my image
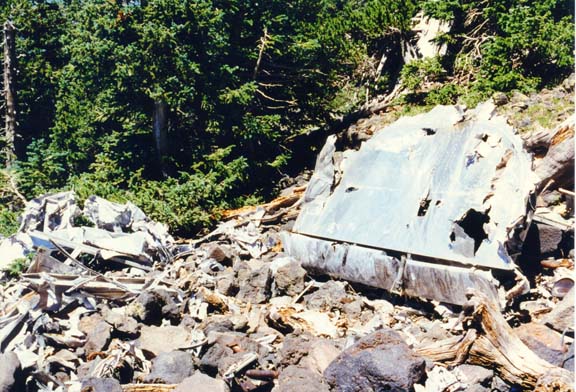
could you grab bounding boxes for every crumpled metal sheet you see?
[19,191,79,233]
[0,192,175,272]
[83,195,147,233]
[283,103,536,305]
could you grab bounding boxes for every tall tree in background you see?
[3,20,16,167]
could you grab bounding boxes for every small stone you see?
[273,260,307,297]
[0,352,22,392]
[491,375,511,392]
[543,287,574,333]
[144,351,195,384]
[301,340,341,374]
[138,325,191,357]
[102,307,139,336]
[80,377,122,392]
[465,385,491,392]
[216,269,238,296]
[536,224,564,255]
[305,281,348,311]
[541,191,563,207]
[456,364,493,386]
[492,92,509,106]
[278,335,318,368]
[134,289,181,324]
[206,244,233,265]
[200,343,234,375]
[342,298,363,318]
[237,265,272,304]
[76,358,102,380]
[563,342,574,370]
[79,313,111,354]
[562,73,574,92]
[202,316,234,335]
[174,372,229,392]
[273,365,330,392]
[324,328,426,392]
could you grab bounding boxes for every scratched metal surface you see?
[289,103,535,270]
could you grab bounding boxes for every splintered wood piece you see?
[416,290,574,391]
[221,185,306,220]
[121,385,176,392]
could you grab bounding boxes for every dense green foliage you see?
[412,0,575,104]
[0,0,572,235]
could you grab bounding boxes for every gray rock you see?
[216,269,238,296]
[491,375,511,392]
[138,325,191,357]
[80,377,122,392]
[0,352,21,392]
[144,351,195,384]
[324,329,426,392]
[102,306,139,336]
[465,385,491,392]
[174,372,229,392]
[273,365,330,392]
[274,260,307,297]
[76,358,102,380]
[342,298,363,318]
[543,287,574,333]
[305,281,348,311]
[457,364,493,386]
[516,323,567,368]
[134,288,181,324]
[237,265,272,304]
[200,343,234,375]
[562,73,574,92]
[540,191,563,207]
[79,313,111,354]
[301,340,341,374]
[206,243,233,265]
[536,224,564,255]
[492,92,509,106]
[278,335,318,368]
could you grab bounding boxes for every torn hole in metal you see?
[282,103,537,306]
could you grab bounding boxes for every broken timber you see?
[416,290,574,391]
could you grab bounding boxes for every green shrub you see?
[400,57,446,91]
[3,253,34,279]
[0,207,19,238]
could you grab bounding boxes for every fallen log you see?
[416,289,574,391]
[221,185,306,220]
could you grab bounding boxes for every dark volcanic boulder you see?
[324,329,426,392]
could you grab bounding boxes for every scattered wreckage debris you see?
[283,102,537,306]
[0,100,572,392]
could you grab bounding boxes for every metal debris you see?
[283,103,537,305]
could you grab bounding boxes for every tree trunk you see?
[416,290,574,391]
[3,20,16,168]
[153,100,168,176]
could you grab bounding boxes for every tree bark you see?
[153,100,168,176]
[3,20,17,168]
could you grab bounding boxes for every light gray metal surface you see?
[283,102,535,305]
